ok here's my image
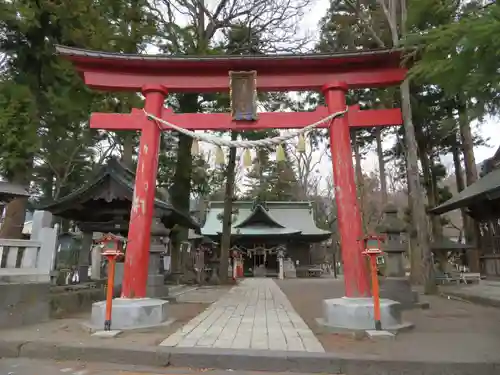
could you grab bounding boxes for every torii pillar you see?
[121,84,168,299]
[323,82,370,298]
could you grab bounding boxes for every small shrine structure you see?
[376,204,424,309]
[202,200,331,277]
[39,158,199,294]
[431,147,500,277]
[0,181,30,204]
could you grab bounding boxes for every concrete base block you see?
[366,329,395,340]
[321,297,413,332]
[89,298,169,330]
[91,330,122,338]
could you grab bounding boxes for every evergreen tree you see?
[408,1,500,116]
[0,0,158,237]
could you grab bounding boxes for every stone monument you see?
[376,204,424,309]
[147,217,170,298]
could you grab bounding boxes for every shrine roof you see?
[0,181,30,203]
[202,201,331,242]
[430,167,500,215]
[38,158,199,230]
[56,45,402,69]
[219,227,302,236]
[55,46,406,91]
[233,204,285,229]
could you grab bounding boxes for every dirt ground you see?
[0,301,208,347]
[276,278,500,362]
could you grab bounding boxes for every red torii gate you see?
[56,45,406,300]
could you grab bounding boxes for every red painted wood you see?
[59,46,402,72]
[82,68,406,92]
[323,82,371,298]
[90,106,402,132]
[56,46,407,301]
[120,85,167,299]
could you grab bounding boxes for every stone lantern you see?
[376,204,421,309]
[147,216,170,298]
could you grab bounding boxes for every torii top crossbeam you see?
[56,45,406,301]
[55,45,405,92]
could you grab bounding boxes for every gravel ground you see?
[0,358,332,375]
[0,302,208,347]
[275,278,500,362]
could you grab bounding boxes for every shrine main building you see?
[201,200,331,276]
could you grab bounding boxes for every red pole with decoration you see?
[97,234,125,331]
[361,234,385,331]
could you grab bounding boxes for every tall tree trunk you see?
[401,79,436,294]
[421,152,447,271]
[170,133,193,273]
[457,98,480,272]
[420,151,441,239]
[121,134,134,168]
[458,101,478,186]
[353,132,366,231]
[219,132,238,283]
[452,140,469,242]
[375,128,388,205]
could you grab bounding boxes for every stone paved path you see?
[160,278,324,352]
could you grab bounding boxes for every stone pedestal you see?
[380,250,422,309]
[380,277,420,309]
[147,252,169,298]
[114,262,125,295]
[89,298,169,330]
[30,210,53,240]
[147,218,170,298]
[376,203,424,310]
[90,245,102,280]
[319,297,413,332]
[78,232,93,283]
[283,258,296,278]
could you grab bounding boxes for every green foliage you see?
[0,82,39,179]
[243,149,298,201]
[407,1,500,115]
[0,0,159,202]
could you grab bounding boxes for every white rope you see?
[144,107,348,148]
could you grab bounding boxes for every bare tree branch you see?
[343,0,387,48]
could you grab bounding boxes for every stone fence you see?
[0,211,57,283]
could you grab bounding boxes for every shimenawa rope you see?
[143,108,348,149]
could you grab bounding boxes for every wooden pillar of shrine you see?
[121,85,168,299]
[323,82,370,298]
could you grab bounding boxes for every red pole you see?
[370,255,382,330]
[322,82,370,298]
[121,85,168,299]
[104,255,116,331]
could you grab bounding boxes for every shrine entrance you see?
[56,45,408,331]
[242,246,279,278]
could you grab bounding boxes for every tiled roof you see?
[431,167,500,215]
[0,181,30,203]
[202,201,330,241]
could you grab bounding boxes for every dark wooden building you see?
[431,147,500,277]
[39,158,199,233]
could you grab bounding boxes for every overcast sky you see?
[300,0,499,177]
